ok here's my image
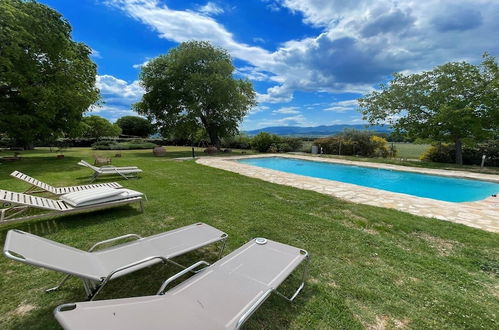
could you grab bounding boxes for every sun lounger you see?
[10,170,123,195]
[54,238,309,329]
[4,223,227,300]
[0,187,144,223]
[78,160,142,182]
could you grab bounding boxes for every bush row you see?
[313,130,394,158]
[91,139,158,150]
[421,140,499,166]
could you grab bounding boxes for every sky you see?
[39,0,499,130]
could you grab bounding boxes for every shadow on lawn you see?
[0,205,143,244]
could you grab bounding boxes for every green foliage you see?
[135,41,256,147]
[0,0,99,148]
[421,140,499,166]
[221,134,252,149]
[249,134,305,153]
[91,139,157,150]
[359,54,499,164]
[314,129,393,158]
[251,132,281,152]
[116,116,154,137]
[81,116,121,138]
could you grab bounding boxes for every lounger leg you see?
[139,200,144,212]
[217,235,228,260]
[117,171,130,180]
[275,254,310,302]
[82,279,100,299]
[90,172,98,183]
[46,274,72,293]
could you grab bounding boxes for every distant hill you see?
[245,124,391,137]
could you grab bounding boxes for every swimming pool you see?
[237,157,499,202]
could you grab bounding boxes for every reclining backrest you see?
[3,230,104,281]
[0,190,69,211]
[78,160,100,172]
[10,171,57,194]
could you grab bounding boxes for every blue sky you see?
[40,0,499,130]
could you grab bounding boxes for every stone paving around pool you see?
[197,154,499,234]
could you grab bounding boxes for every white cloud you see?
[105,0,499,106]
[96,75,144,102]
[90,49,102,59]
[323,99,359,112]
[247,105,269,116]
[273,106,300,114]
[105,0,273,68]
[132,59,150,69]
[256,114,316,127]
[196,2,224,16]
[236,66,270,81]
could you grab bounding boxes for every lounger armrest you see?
[88,234,143,252]
[90,255,170,300]
[157,260,210,295]
[236,288,273,329]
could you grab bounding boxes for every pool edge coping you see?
[196,154,499,234]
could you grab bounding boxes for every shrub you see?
[91,139,157,150]
[281,137,303,152]
[370,136,391,158]
[421,140,499,166]
[221,134,252,149]
[251,132,281,152]
[314,130,393,158]
[116,116,154,137]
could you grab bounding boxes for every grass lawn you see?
[392,143,430,159]
[0,147,498,329]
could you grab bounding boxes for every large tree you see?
[116,116,154,137]
[135,41,256,148]
[80,115,121,139]
[0,0,99,148]
[359,54,499,164]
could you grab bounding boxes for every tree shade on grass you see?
[0,147,497,329]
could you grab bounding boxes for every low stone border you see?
[197,154,499,233]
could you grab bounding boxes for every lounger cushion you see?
[60,188,141,207]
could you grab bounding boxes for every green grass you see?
[0,147,498,329]
[393,143,430,159]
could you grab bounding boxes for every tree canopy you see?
[116,116,154,137]
[359,54,499,164]
[80,115,121,138]
[0,0,99,148]
[135,41,256,147]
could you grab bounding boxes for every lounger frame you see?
[0,190,144,224]
[54,238,310,329]
[154,244,309,329]
[10,170,123,195]
[5,226,228,300]
[78,160,142,182]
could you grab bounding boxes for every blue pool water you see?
[237,157,499,202]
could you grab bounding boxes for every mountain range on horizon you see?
[244,124,391,137]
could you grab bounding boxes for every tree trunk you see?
[206,127,220,149]
[454,137,463,165]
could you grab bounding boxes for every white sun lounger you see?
[0,187,144,223]
[54,238,309,329]
[4,223,227,300]
[10,170,123,195]
[78,160,143,182]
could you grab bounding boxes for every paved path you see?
[197,154,499,233]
